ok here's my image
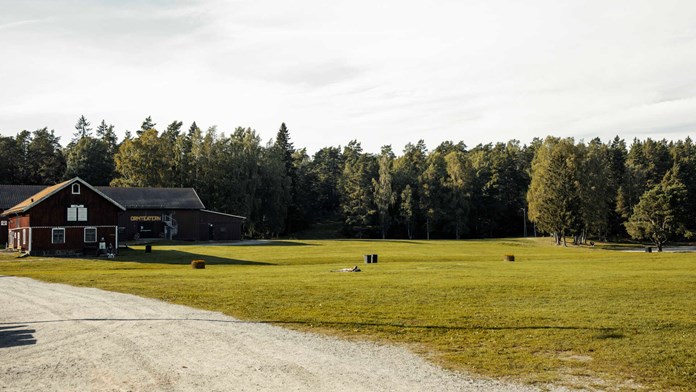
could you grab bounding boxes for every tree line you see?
[1,115,694,248]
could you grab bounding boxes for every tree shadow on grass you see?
[266,320,624,334]
[232,240,316,247]
[115,249,274,266]
[335,239,421,244]
[0,319,621,336]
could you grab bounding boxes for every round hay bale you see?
[504,254,515,262]
[191,259,206,269]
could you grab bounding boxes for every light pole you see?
[521,207,527,237]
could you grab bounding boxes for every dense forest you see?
[1,116,694,249]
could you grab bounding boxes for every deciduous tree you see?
[625,169,689,251]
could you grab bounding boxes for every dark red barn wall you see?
[198,211,243,241]
[118,209,201,241]
[1,215,8,247]
[28,185,120,227]
[30,226,117,256]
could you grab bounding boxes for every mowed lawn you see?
[1,239,694,390]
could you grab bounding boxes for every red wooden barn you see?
[1,178,125,256]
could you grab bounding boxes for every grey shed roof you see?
[0,185,46,210]
[97,187,206,210]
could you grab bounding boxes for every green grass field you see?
[1,238,694,390]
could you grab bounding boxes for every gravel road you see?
[0,276,552,391]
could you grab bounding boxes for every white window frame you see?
[84,227,97,243]
[52,228,65,244]
[67,206,88,222]
[72,183,80,194]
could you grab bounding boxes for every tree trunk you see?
[426,218,431,240]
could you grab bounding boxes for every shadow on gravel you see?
[0,318,263,326]
[0,325,37,348]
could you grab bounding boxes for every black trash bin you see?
[364,254,372,264]
[645,246,652,253]
[372,254,378,263]
[145,244,152,253]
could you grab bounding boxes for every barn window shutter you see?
[67,207,77,221]
[78,207,88,221]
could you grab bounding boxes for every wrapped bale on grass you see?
[191,259,206,269]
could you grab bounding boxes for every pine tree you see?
[575,139,613,242]
[340,141,377,237]
[64,137,114,185]
[138,116,156,136]
[0,136,21,184]
[273,123,295,233]
[96,120,118,155]
[527,137,582,245]
[26,128,66,185]
[444,150,473,239]
[400,185,414,239]
[372,145,396,239]
[73,115,92,141]
[310,146,343,218]
[419,151,447,240]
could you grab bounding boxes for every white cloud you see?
[1,0,695,153]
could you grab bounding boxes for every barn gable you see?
[3,178,125,215]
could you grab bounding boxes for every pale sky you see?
[1,0,696,153]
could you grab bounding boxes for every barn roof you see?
[0,185,45,210]
[97,187,205,210]
[2,178,126,215]
[200,209,246,220]
[0,183,206,211]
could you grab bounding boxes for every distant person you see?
[98,238,106,256]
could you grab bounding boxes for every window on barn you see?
[52,228,65,244]
[77,207,87,221]
[72,183,80,194]
[67,206,88,222]
[84,227,97,243]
